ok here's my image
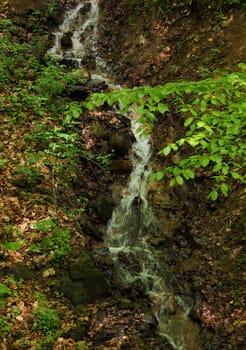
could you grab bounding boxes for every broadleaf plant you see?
[84,63,246,200]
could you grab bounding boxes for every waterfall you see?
[105,112,193,350]
[49,2,201,349]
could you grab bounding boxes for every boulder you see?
[61,253,110,305]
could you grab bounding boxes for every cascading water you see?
[48,0,112,84]
[49,2,202,349]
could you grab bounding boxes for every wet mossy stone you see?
[110,130,133,157]
[61,32,73,49]
[64,253,110,305]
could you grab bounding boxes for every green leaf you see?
[170,143,178,151]
[209,189,218,201]
[197,121,205,128]
[177,138,185,146]
[157,103,169,114]
[169,178,176,186]
[0,282,12,297]
[176,175,184,185]
[200,100,207,113]
[210,154,222,163]
[162,145,171,156]
[222,165,229,175]
[150,171,164,181]
[231,171,241,179]
[220,183,229,196]
[183,169,195,180]
[213,163,222,172]
[184,117,193,127]
[201,157,210,167]
[85,101,94,110]
[1,241,23,251]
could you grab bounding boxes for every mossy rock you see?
[63,253,110,305]
[69,253,98,280]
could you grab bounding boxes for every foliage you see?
[85,64,246,200]
[30,219,71,261]
[0,241,23,251]
[0,315,11,334]
[33,295,61,340]
[0,282,12,297]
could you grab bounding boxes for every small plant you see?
[0,315,12,335]
[30,219,70,261]
[33,295,61,340]
[0,158,8,169]
[12,164,43,188]
[0,282,12,297]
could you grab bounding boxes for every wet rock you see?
[81,54,96,70]
[95,192,114,222]
[60,253,110,305]
[91,244,114,269]
[79,2,91,16]
[61,273,109,305]
[110,130,134,156]
[110,159,132,174]
[67,84,90,100]
[142,312,158,331]
[159,312,203,350]
[83,219,106,240]
[61,32,73,49]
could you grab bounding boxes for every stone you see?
[61,32,73,49]
[60,253,110,305]
[110,159,132,174]
[42,267,56,278]
[110,130,134,156]
[95,192,114,222]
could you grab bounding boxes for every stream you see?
[49,1,202,349]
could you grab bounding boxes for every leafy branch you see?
[84,64,246,200]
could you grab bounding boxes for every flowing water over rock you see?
[49,1,202,349]
[48,0,113,85]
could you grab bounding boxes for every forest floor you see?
[0,0,245,349]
